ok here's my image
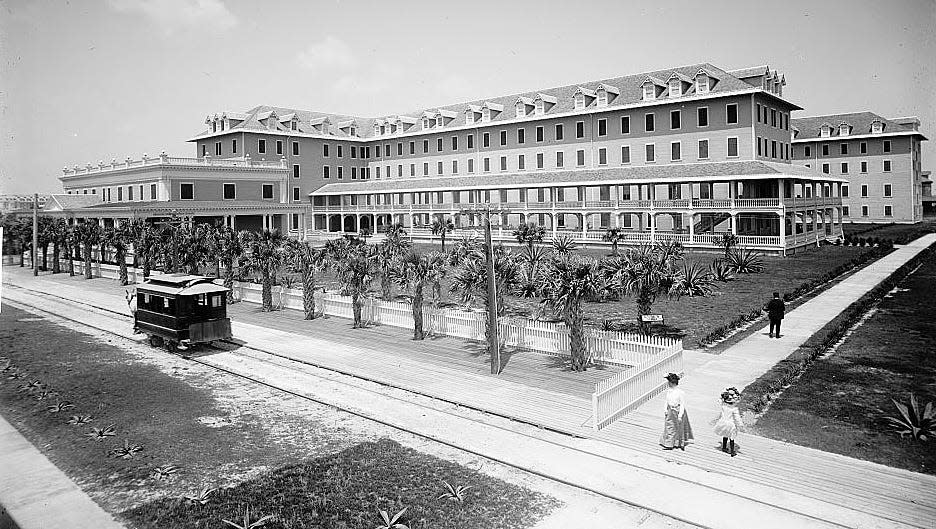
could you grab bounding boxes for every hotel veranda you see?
[47,62,921,254]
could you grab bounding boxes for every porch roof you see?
[40,200,304,215]
[312,161,844,195]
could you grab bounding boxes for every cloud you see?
[107,0,237,34]
[296,37,358,74]
[332,63,404,96]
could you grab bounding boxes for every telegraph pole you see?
[32,193,38,276]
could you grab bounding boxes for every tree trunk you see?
[636,294,652,335]
[261,270,273,311]
[143,252,151,278]
[52,242,61,274]
[66,242,75,276]
[351,291,362,328]
[302,265,316,320]
[380,273,392,301]
[412,283,424,340]
[440,233,446,251]
[41,244,48,271]
[118,248,128,286]
[83,243,93,279]
[567,301,587,371]
[223,258,235,303]
[612,241,619,256]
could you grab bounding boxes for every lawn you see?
[299,242,880,348]
[752,252,936,475]
[0,305,558,528]
[843,220,936,244]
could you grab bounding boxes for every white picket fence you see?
[591,344,683,430]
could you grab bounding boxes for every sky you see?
[1,0,934,195]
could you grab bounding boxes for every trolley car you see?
[134,274,232,351]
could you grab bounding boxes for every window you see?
[555,124,564,140]
[180,183,194,200]
[822,144,829,156]
[323,144,329,157]
[117,187,123,201]
[883,140,891,153]
[841,162,848,174]
[698,139,709,159]
[451,136,458,150]
[518,154,525,170]
[293,187,301,202]
[670,110,681,130]
[437,161,443,175]
[576,121,584,138]
[669,78,681,97]
[843,206,850,217]
[376,167,381,179]
[860,141,867,154]
[500,130,507,146]
[452,160,458,174]
[398,143,404,156]
[620,116,630,134]
[621,145,631,164]
[839,143,847,155]
[756,103,762,123]
[576,149,585,166]
[262,184,274,199]
[770,109,777,127]
[276,140,283,155]
[484,157,490,172]
[598,119,607,136]
[770,140,776,158]
[150,184,157,200]
[517,128,526,144]
[671,142,681,161]
[384,144,390,156]
[697,107,708,127]
[536,153,544,169]
[556,151,564,167]
[536,126,544,142]
[468,159,474,173]
[437,138,443,152]
[598,148,607,165]
[645,113,655,132]
[726,104,738,124]
[861,161,868,173]
[215,142,221,156]
[884,184,892,197]
[291,213,299,231]
[862,205,869,217]
[645,144,655,163]
[323,166,330,178]
[424,162,429,176]
[467,134,474,149]
[861,184,868,197]
[338,167,343,179]
[885,205,893,217]
[201,144,207,157]
[805,145,811,157]
[338,145,343,157]
[398,165,403,177]
[232,139,238,154]
[727,137,738,157]
[842,184,849,197]
[409,141,415,155]
[822,163,830,174]
[483,132,490,148]
[643,83,655,100]
[756,136,762,156]
[128,186,134,200]
[883,160,892,172]
[293,164,300,178]
[500,156,507,171]
[293,141,300,156]
[351,167,357,179]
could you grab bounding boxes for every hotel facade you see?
[53,63,875,253]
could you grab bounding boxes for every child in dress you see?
[714,387,744,457]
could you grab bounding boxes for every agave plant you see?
[35,390,56,401]
[725,248,765,274]
[709,258,735,282]
[670,260,715,298]
[222,506,275,529]
[152,464,179,480]
[551,234,579,255]
[111,439,144,459]
[438,480,473,503]
[47,400,74,413]
[87,424,117,441]
[184,486,217,505]
[0,360,15,373]
[883,394,935,442]
[375,506,409,529]
[18,380,42,393]
[67,414,93,425]
[7,370,24,380]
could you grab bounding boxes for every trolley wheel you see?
[166,341,179,354]
[148,335,164,348]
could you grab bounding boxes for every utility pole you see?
[32,193,38,276]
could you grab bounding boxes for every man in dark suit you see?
[766,292,786,338]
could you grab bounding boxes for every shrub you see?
[883,394,935,442]
[725,248,765,274]
[710,258,735,282]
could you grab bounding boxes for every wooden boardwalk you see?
[6,268,936,528]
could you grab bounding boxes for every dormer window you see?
[669,78,681,97]
[349,125,356,137]
[574,92,586,110]
[871,120,884,134]
[374,123,381,136]
[482,108,491,122]
[291,120,298,131]
[212,121,217,133]
[535,99,544,115]
[820,125,831,138]
[422,117,430,130]
[838,123,850,137]
[695,74,710,94]
[516,101,525,117]
[390,123,397,134]
[466,110,474,125]
[642,82,656,101]
[435,115,443,128]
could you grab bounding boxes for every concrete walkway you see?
[0,414,124,529]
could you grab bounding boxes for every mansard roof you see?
[791,112,927,140]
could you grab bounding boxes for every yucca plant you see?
[35,390,55,401]
[709,258,735,282]
[152,464,179,480]
[111,439,144,459]
[670,260,715,298]
[0,360,15,373]
[883,394,935,442]
[551,234,579,255]
[725,248,765,274]
[18,380,42,393]
[87,424,117,441]
[375,506,409,529]
[184,486,216,505]
[47,400,74,413]
[67,414,93,425]
[438,480,473,503]
[222,506,275,529]
[7,370,24,380]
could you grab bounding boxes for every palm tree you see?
[240,229,287,311]
[334,244,375,328]
[449,245,521,315]
[63,222,78,276]
[128,219,158,278]
[602,227,625,256]
[12,218,33,266]
[74,220,101,279]
[286,239,328,319]
[393,250,447,339]
[446,234,483,268]
[430,218,455,250]
[371,226,411,301]
[539,255,605,371]
[720,232,738,258]
[512,222,546,251]
[603,242,683,334]
[101,222,132,285]
[37,217,53,271]
[520,245,551,276]
[215,226,246,303]
[50,218,68,274]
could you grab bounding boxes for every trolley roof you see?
[137,274,229,297]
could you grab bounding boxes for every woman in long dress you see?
[660,373,693,450]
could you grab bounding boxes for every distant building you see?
[0,194,47,214]
[922,170,934,217]
[792,113,927,223]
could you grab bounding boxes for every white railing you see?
[736,235,781,246]
[61,154,286,177]
[592,346,683,430]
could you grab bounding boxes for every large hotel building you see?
[48,62,925,252]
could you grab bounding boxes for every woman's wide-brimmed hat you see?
[722,387,741,403]
[664,373,681,383]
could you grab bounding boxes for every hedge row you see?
[740,243,935,415]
